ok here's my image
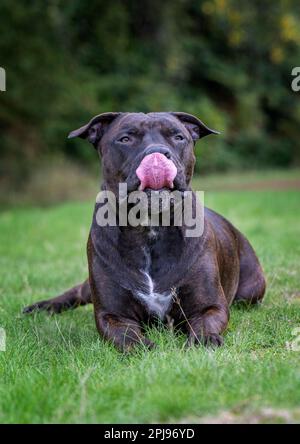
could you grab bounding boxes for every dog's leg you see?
[177,261,230,347]
[185,301,229,347]
[95,312,155,352]
[23,279,92,314]
[88,234,155,352]
[234,233,266,305]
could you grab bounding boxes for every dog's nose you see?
[144,145,172,159]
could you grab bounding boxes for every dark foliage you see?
[1,0,300,188]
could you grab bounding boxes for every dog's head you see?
[68,112,219,194]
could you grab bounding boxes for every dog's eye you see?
[174,134,184,141]
[119,136,130,143]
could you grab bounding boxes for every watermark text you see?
[291,67,300,92]
[0,327,6,352]
[0,67,6,91]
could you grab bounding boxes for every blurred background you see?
[0,0,300,205]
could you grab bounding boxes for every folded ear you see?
[171,112,220,141]
[68,112,122,146]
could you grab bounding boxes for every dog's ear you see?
[171,112,220,141]
[68,112,122,146]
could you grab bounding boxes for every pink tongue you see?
[136,152,177,191]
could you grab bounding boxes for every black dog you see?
[24,112,266,350]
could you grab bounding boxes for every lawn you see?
[0,176,300,423]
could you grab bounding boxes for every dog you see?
[24,112,266,351]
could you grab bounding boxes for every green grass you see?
[0,183,300,423]
[194,167,300,190]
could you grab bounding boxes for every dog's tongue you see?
[136,153,177,191]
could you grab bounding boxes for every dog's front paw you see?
[187,332,224,348]
[121,337,156,353]
[142,337,157,350]
[202,333,224,347]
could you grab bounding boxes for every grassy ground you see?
[194,168,300,190]
[0,174,300,423]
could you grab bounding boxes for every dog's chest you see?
[135,230,173,319]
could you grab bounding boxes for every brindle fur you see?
[24,112,266,351]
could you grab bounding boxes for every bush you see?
[1,0,300,190]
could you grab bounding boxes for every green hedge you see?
[1,0,300,186]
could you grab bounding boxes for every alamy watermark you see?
[286,327,300,352]
[0,327,6,352]
[291,67,300,92]
[95,184,204,237]
[0,67,6,91]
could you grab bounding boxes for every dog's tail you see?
[23,279,92,314]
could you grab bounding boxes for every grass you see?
[0,174,300,423]
[194,167,300,190]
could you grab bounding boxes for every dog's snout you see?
[145,145,172,159]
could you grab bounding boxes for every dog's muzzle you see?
[136,152,177,191]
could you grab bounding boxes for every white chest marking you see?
[136,247,173,319]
